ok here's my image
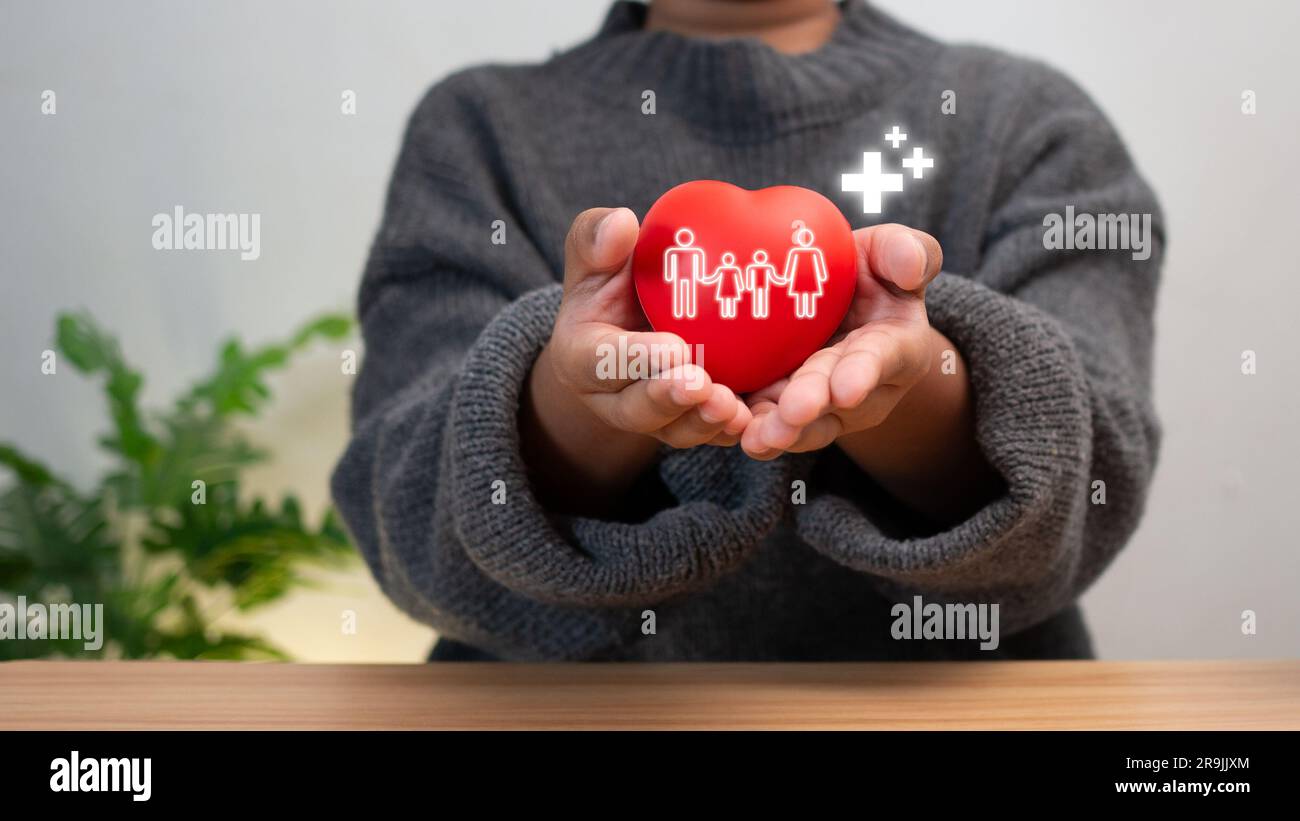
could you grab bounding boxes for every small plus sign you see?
[884,125,908,149]
[901,146,934,179]
[841,152,904,215]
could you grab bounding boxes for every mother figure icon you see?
[782,222,828,319]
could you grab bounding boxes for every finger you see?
[743,377,790,409]
[726,398,753,436]
[855,224,943,294]
[704,432,741,447]
[590,362,712,433]
[740,412,784,460]
[740,400,780,458]
[710,386,753,437]
[695,383,741,428]
[775,347,841,427]
[656,404,731,449]
[757,409,804,452]
[832,323,930,408]
[695,387,752,447]
[561,327,692,393]
[828,327,898,409]
[654,384,739,447]
[780,414,845,453]
[562,207,640,295]
[686,387,748,446]
[828,346,885,409]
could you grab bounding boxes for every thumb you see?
[563,207,640,295]
[857,224,943,296]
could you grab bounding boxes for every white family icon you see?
[662,221,829,320]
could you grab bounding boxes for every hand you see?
[740,224,943,460]
[538,207,751,449]
[521,207,752,514]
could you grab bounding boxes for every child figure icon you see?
[743,249,782,319]
[781,220,828,319]
[703,252,745,319]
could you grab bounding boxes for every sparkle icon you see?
[901,146,934,179]
[841,152,903,215]
[839,125,933,214]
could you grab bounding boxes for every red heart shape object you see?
[633,180,855,394]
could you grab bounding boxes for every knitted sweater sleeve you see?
[330,76,788,660]
[795,62,1165,635]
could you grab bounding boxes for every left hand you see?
[740,224,943,459]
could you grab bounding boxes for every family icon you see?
[662,222,829,320]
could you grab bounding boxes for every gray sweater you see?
[331,0,1163,661]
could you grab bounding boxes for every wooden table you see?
[3,659,1297,730]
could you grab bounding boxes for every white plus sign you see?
[901,146,934,179]
[884,125,908,149]
[841,152,904,215]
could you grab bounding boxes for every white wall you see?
[3,0,1296,660]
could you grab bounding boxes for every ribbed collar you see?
[550,0,939,134]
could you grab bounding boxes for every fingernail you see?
[594,208,626,251]
[887,233,924,276]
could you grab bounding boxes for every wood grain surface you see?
[2,659,1297,730]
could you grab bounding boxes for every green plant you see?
[0,312,356,660]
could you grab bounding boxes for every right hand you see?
[535,207,750,450]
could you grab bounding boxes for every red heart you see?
[633,181,856,394]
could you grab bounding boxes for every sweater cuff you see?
[795,273,1090,591]
[450,284,789,608]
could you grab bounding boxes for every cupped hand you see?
[740,224,943,459]
[538,207,751,449]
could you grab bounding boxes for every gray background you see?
[2,0,1296,660]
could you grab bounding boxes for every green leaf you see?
[108,407,264,509]
[290,314,352,348]
[0,456,116,612]
[8,310,358,661]
[56,313,113,373]
[0,444,64,488]
[139,479,353,610]
[182,312,351,419]
[55,312,159,466]
[173,632,290,661]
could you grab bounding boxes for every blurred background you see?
[2,0,1297,660]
